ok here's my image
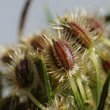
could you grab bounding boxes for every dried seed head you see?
[7,47,38,92]
[44,32,79,82]
[30,34,50,50]
[53,9,101,49]
[21,34,51,51]
[51,39,75,70]
[0,48,14,64]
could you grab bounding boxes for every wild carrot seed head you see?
[52,9,102,49]
[7,46,38,94]
[43,31,79,82]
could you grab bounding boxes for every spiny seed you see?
[63,22,91,48]
[30,35,43,50]
[1,54,12,64]
[51,39,75,70]
[30,35,50,50]
[15,57,33,88]
[1,49,13,64]
[86,17,103,36]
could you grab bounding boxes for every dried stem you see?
[18,0,33,42]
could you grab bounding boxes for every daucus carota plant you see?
[0,1,110,110]
[51,9,109,108]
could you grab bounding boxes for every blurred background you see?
[0,0,110,45]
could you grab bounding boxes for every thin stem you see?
[76,77,87,101]
[36,57,52,101]
[89,47,100,106]
[24,91,46,110]
[41,58,52,101]
[68,73,86,110]
[10,95,18,110]
[18,0,33,42]
[0,72,2,98]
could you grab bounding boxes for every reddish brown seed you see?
[51,39,75,70]
[102,59,110,73]
[66,22,91,48]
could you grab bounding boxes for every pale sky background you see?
[0,0,110,45]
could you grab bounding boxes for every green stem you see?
[89,47,100,106]
[76,77,87,101]
[41,58,52,101]
[24,91,46,110]
[36,57,52,101]
[68,73,86,110]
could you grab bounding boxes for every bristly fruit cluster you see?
[0,3,110,110]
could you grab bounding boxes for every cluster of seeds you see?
[0,9,110,110]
